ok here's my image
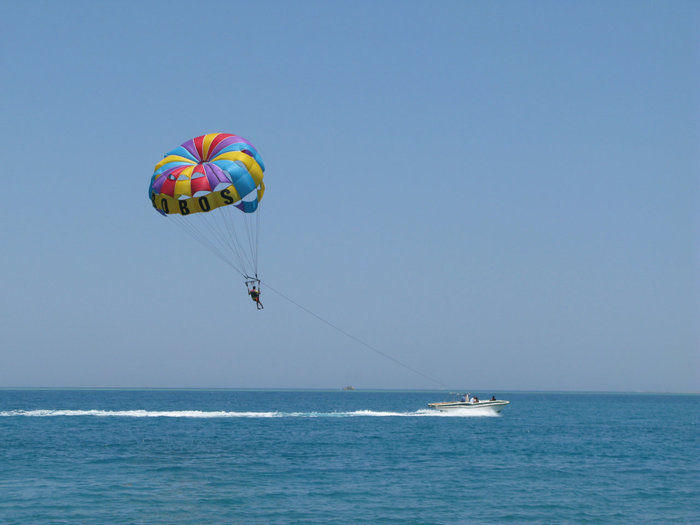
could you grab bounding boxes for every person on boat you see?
[470,396,479,404]
[248,285,264,310]
[461,394,468,402]
[491,395,496,401]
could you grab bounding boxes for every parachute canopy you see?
[149,133,265,216]
[149,133,266,279]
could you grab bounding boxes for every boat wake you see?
[0,408,500,418]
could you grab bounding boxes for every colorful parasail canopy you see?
[148,133,266,280]
[149,133,265,216]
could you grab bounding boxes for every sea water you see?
[0,390,697,524]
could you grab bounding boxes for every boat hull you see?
[427,400,510,413]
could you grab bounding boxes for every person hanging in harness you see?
[247,284,264,310]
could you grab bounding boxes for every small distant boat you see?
[428,394,509,413]
[342,386,355,391]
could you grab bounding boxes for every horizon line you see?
[0,386,697,395]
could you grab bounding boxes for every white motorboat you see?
[428,395,509,413]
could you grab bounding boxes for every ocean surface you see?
[0,390,697,524]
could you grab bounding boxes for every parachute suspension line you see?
[166,214,247,279]
[246,205,260,276]
[240,206,259,276]
[175,205,257,279]
[206,208,235,264]
[176,213,239,272]
[190,215,222,260]
[260,280,450,390]
[161,204,261,282]
[254,205,261,275]
[232,207,256,276]
[213,206,252,276]
[233,204,257,278]
[245,217,258,276]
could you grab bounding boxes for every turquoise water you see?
[1,390,697,523]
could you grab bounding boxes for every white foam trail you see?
[0,410,279,418]
[0,409,500,418]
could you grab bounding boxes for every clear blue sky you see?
[1,1,697,391]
